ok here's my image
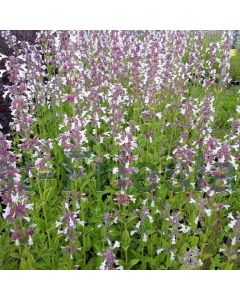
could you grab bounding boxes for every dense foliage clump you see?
[0,30,240,270]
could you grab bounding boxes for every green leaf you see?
[131,250,151,263]
[117,259,127,269]
[129,259,139,268]
[83,235,91,252]
[9,252,19,259]
[20,258,32,270]
[122,228,130,246]
[127,215,138,225]
[188,236,199,248]
[202,253,213,261]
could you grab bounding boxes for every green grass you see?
[230,50,240,81]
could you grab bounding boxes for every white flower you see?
[0,69,6,77]
[179,224,191,233]
[208,190,214,197]
[217,156,224,163]
[26,203,33,210]
[189,197,196,203]
[222,205,230,210]
[156,112,162,119]
[2,205,11,219]
[130,230,136,236]
[143,233,148,242]
[112,167,119,174]
[99,260,106,270]
[194,216,199,224]
[205,162,211,172]
[232,145,239,151]
[148,215,154,223]
[136,221,141,229]
[113,241,120,249]
[79,221,85,226]
[231,237,237,246]
[171,236,176,245]
[156,248,164,255]
[0,53,7,59]
[230,156,238,170]
[129,195,136,203]
[203,186,210,193]
[180,108,186,115]
[205,208,212,217]
[16,123,21,132]
[113,217,118,224]
[13,173,21,183]
[69,218,74,227]
[198,259,203,266]
[135,125,140,131]
[170,251,175,261]
[11,193,19,203]
[28,236,33,246]
[219,248,227,253]
[143,199,148,205]
[228,220,236,228]
[56,221,62,228]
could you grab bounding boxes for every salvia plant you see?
[0,30,240,270]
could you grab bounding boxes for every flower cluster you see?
[114,125,139,205]
[56,193,84,259]
[0,131,34,246]
[0,30,238,270]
